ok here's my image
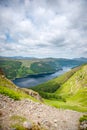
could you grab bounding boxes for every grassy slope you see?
[0,69,38,101]
[56,65,87,95]
[32,64,87,112]
[56,65,87,101]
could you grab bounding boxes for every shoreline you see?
[13,68,63,81]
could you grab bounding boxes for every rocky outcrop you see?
[22,88,43,102]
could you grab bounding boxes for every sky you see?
[0,0,87,58]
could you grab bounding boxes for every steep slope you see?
[55,64,87,108]
[32,64,87,112]
[0,68,42,101]
[56,64,87,97]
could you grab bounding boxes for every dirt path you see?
[0,94,83,130]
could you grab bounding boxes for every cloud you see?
[0,0,87,58]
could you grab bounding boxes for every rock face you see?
[0,94,83,130]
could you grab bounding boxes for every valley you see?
[0,57,87,130]
[0,1,87,129]
[0,69,85,130]
[13,67,71,88]
[0,57,87,80]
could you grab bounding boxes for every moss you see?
[79,115,87,122]
[11,124,46,130]
[11,115,27,122]
[10,115,46,130]
[31,123,46,130]
[11,124,25,130]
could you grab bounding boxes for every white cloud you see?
[0,0,87,58]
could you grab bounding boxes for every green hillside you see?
[0,58,61,79]
[0,69,38,101]
[56,64,87,97]
[0,57,87,80]
[0,59,34,79]
[30,60,60,74]
[32,64,87,112]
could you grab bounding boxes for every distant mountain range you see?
[0,56,37,60]
[73,57,87,62]
[0,56,87,61]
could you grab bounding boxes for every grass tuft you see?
[79,115,87,122]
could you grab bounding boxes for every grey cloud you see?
[50,37,66,47]
[84,51,87,55]
[36,43,49,48]
[0,0,87,58]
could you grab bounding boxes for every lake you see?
[13,67,71,88]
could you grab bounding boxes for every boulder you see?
[23,121,32,130]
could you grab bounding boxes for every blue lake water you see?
[13,67,71,88]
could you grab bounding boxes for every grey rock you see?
[80,122,87,130]
[23,121,32,129]
[10,128,16,130]
[83,124,87,129]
